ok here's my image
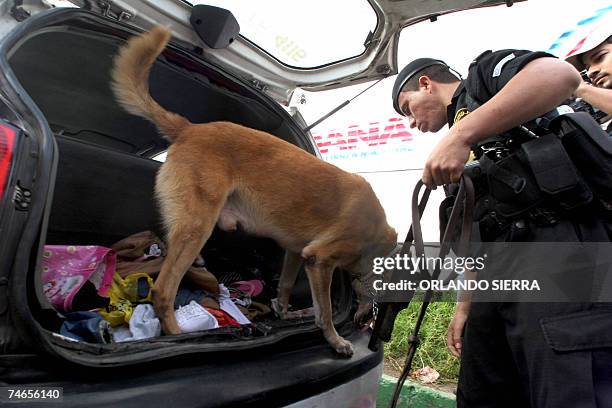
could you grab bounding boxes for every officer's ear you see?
[418,75,432,93]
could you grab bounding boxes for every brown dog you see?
[110,26,397,356]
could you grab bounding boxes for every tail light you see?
[0,121,16,200]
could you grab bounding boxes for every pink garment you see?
[42,245,116,312]
[229,280,264,297]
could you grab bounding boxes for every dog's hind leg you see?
[304,260,354,357]
[277,251,302,318]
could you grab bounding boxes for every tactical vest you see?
[448,53,612,241]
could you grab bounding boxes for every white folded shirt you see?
[175,300,219,333]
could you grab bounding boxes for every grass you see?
[383,301,460,383]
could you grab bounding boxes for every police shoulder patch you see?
[493,53,515,78]
[454,108,470,124]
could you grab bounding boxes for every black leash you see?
[367,188,431,352]
[387,176,475,408]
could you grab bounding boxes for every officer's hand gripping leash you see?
[370,172,475,408]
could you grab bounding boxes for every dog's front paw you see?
[332,337,354,357]
[274,298,290,320]
[162,322,181,336]
[158,315,182,335]
[354,301,373,327]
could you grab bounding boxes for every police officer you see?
[563,13,612,117]
[392,50,612,407]
[564,21,612,132]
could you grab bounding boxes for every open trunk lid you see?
[63,0,525,105]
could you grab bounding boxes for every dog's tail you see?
[111,26,190,142]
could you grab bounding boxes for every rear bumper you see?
[1,329,382,408]
[284,363,382,408]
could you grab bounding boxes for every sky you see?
[291,0,611,241]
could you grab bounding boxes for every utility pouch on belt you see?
[521,133,592,210]
[483,132,592,217]
[549,112,612,209]
[482,150,542,217]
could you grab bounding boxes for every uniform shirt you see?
[446,49,554,129]
[441,50,555,241]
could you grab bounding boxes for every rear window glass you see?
[186,1,378,68]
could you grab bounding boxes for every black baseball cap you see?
[392,58,449,115]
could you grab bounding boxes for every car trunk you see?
[4,9,354,366]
